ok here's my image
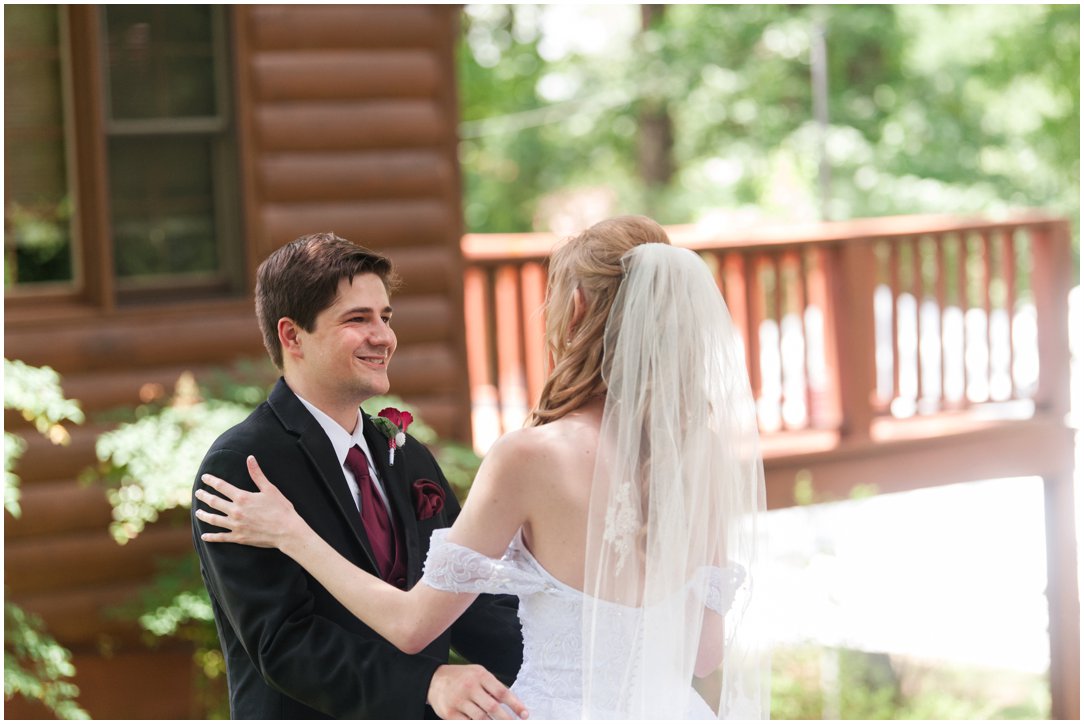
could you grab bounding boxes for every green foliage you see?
[93,372,254,544]
[5,358,86,518]
[3,359,88,719]
[4,197,74,287]
[459,5,1079,274]
[771,645,1048,719]
[4,359,85,441]
[4,603,89,720]
[5,432,27,519]
[3,359,83,572]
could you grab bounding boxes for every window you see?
[4,5,75,289]
[3,5,240,304]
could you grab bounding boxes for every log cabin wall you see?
[4,5,468,718]
[235,4,470,434]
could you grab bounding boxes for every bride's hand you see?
[195,456,302,550]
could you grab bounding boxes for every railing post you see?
[1030,221,1072,417]
[825,240,878,441]
[1044,456,1081,721]
[1030,219,1078,720]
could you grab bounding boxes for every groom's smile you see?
[356,353,388,368]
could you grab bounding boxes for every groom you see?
[192,233,524,719]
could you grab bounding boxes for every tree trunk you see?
[637,5,673,192]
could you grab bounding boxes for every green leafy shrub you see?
[4,359,89,719]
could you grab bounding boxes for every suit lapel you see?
[363,413,422,585]
[268,380,380,575]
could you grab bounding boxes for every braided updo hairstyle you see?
[527,215,671,427]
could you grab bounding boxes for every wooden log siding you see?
[259,150,454,202]
[236,4,469,434]
[4,6,470,718]
[246,4,447,50]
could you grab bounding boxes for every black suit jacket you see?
[192,379,522,719]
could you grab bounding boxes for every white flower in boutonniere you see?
[372,407,414,466]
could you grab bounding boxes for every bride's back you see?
[510,401,604,592]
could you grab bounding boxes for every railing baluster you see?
[911,236,924,410]
[710,251,727,300]
[888,239,902,405]
[796,249,813,428]
[1002,228,1017,398]
[520,261,547,412]
[747,254,766,425]
[494,264,527,434]
[463,265,500,452]
[806,246,840,428]
[981,229,994,399]
[934,233,947,408]
[722,253,754,400]
[772,252,786,428]
[958,232,970,403]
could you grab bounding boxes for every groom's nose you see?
[369,318,396,352]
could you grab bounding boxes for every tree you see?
[458,4,1079,276]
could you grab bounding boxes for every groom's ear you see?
[278,318,304,362]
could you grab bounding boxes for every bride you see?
[196,216,767,719]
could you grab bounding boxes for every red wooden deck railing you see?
[463,212,1071,447]
[462,211,1077,719]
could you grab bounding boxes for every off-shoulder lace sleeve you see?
[421,528,546,596]
[700,565,747,615]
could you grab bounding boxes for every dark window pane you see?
[109,136,219,279]
[104,5,216,120]
[3,4,74,288]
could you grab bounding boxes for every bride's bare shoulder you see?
[485,417,592,470]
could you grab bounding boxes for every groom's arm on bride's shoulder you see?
[192,445,445,719]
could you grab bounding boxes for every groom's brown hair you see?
[255,232,400,369]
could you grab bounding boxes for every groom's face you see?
[298,272,397,402]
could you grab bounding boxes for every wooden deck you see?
[462,212,1078,719]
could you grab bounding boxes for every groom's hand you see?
[428,664,529,720]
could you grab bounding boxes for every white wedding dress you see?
[421,528,746,720]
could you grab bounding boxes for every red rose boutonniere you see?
[372,407,413,466]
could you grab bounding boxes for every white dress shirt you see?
[295,394,393,517]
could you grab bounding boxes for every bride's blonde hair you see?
[527,215,671,427]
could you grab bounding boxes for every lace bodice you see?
[421,529,745,719]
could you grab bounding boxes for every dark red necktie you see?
[345,446,406,588]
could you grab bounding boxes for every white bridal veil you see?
[582,244,768,718]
